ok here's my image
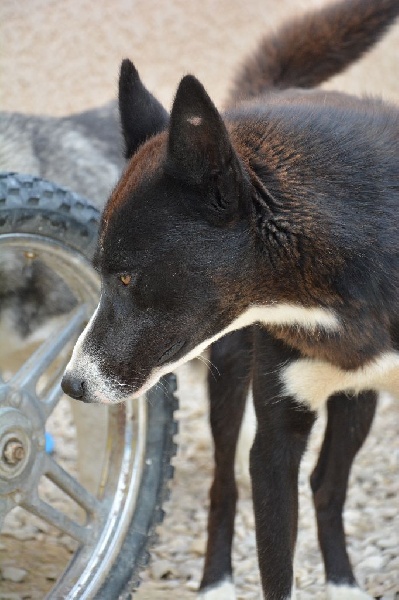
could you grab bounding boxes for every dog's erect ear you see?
[119,59,169,159]
[168,75,234,180]
[167,76,245,224]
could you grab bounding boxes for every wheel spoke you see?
[9,306,88,392]
[21,494,91,544]
[41,378,65,419]
[44,454,102,516]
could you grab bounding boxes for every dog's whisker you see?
[261,358,290,377]
[197,354,220,381]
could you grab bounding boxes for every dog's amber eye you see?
[120,274,132,286]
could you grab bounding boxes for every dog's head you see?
[62,60,256,403]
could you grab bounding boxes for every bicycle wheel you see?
[0,172,178,599]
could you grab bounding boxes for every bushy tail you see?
[229,0,399,104]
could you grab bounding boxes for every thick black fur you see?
[62,0,399,597]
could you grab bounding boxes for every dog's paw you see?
[327,583,373,600]
[197,578,236,600]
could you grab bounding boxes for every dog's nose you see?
[61,372,86,401]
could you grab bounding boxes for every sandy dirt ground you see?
[0,0,398,599]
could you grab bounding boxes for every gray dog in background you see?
[0,101,124,363]
[0,101,123,204]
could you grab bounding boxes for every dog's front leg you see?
[199,328,253,599]
[251,329,316,599]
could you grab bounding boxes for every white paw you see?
[197,578,236,600]
[327,583,373,600]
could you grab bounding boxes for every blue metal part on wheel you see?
[45,432,55,454]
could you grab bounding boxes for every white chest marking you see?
[234,304,339,331]
[282,352,399,410]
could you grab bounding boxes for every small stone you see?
[235,558,257,576]
[168,536,190,553]
[378,536,398,549]
[358,555,386,571]
[44,566,59,581]
[190,537,205,555]
[4,525,37,541]
[382,507,398,519]
[150,559,175,580]
[59,535,79,552]
[186,579,200,591]
[37,521,50,534]
[1,566,27,583]
[176,558,201,581]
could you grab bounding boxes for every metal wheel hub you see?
[0,407,33,481]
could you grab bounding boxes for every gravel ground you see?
[2,358,397,599]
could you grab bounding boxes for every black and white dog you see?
[62,0,399,598]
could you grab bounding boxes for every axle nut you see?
[3,439,25,465]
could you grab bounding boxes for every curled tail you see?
[229,0,399,103]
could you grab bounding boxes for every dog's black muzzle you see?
[61,373,89,403]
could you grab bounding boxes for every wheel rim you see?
[0,233,148,598]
